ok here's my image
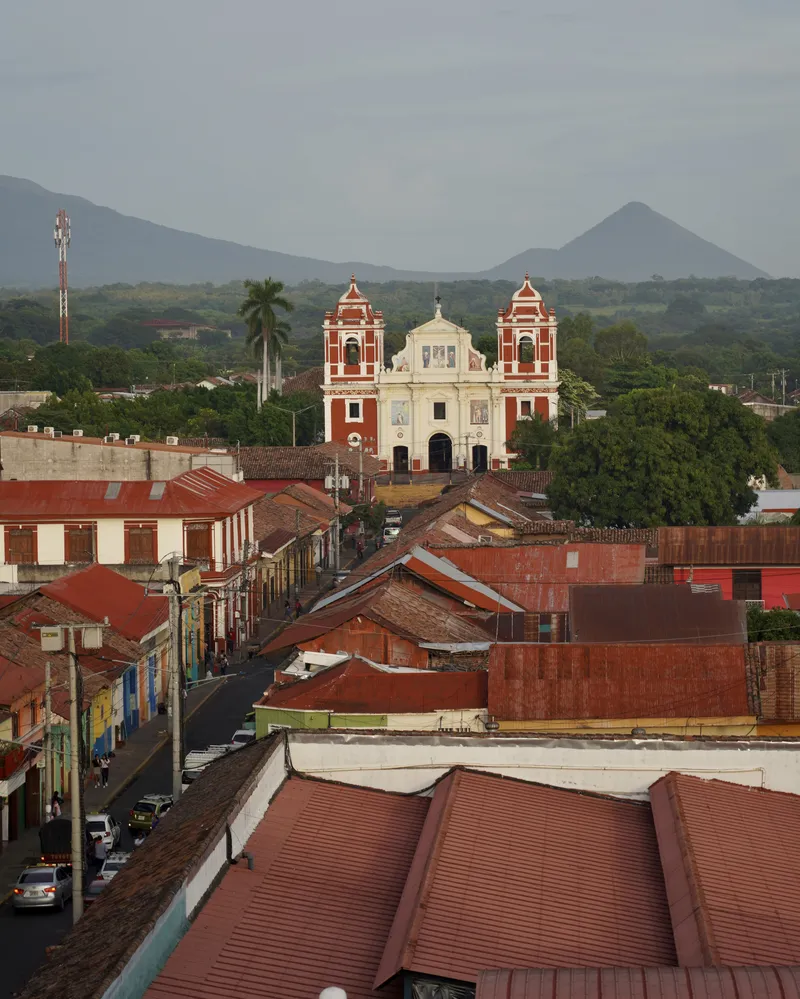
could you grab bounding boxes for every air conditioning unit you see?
[43,426,54,436]
[52,430,63,438]
[165,436,179,446]
[128,434,140,444]
[125,437,137,446]
[103,435,115,444]
[72,429,84,437]
[107,432,120,442]
[26,425,38,433]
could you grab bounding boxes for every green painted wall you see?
[255,705,387,737]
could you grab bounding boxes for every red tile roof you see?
[569,585,748,644]
[491,469,554,493]
[0,467,261,519]
[240,441,379,480]
[145,777,429,999]
[40,565,168,642]
[651,773,800,967]
[440,544,645,612]
[375,769,675,986]
[253,494,322,540]
[259,657,488,713]
[273,480,353,518]
[489,644,750,721]
[260,580,490,655]
[477,968,800,999]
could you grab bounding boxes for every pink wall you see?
[673,567,800,608]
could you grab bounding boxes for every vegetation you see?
[238,278,294,403]
[747,605,800,642]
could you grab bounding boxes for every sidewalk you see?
[0,676,224,899]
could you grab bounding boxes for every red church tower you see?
[323,276,382,454]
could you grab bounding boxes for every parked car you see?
[230,729,256,750]
[384,509,403,527]
[84,877,109,907]
[128,794,173,835]
[382,526,401,544]
[99,851,132,880]
[85,812,121,850]
[181,746,230,791]
[12,865,73,912]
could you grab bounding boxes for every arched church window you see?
[519,336,534,364]
[345,338,360,365]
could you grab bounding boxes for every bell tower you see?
[323,276,382,453]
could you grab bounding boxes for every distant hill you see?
[0,176,769,288]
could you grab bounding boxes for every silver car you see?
[12,865,73,912]
[99,851,131,881]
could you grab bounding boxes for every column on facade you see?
[410,384,422,470]
[489,387,503,465]
[456,387,469,469]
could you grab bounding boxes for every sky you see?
[3,0,799,276]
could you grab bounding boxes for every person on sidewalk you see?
[294,597,303,620]
[227,628,235,655]
[100,753,110,788]
[93,836,107,872]
[51,792,62,819]
[204,647,214,676]
[356,537,365,560]
[217,652,229,676]
[284,599,292,622]
[92,753,101,788]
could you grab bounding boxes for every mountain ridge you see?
[0,175,769,288]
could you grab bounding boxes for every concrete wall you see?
[0,435,238,481]
[0,392,51,413]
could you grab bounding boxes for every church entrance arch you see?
[393,445,409,474]
[472,445,488,472]
[428,433,452,473]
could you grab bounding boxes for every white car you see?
[99,851,131,881]
[230,729,256,750]
[382,526,401,544]
[86,812,121,850]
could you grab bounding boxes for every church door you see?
[428,433,452,473]
[393,445,409,473]
[472,445,488,472]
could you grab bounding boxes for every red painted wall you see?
[299,621,430,668]
[505,396,517,443]
[329,396,379,450]
[534,396,550,420]
[673,566,800,608]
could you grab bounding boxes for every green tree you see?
[557,368,598,425]
[747,605,800,642]
[558,312,594,343]
[507,414,558,470]
[559,338,605,385]
[768,409,800,472]
[237,278,294,410]
[474,334,497,368]
[594,321,648,365]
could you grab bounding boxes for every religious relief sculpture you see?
[468,350,482,371]
[470,400,489,424]
[391,400,410,426]
[422,345,456,369]
[447,346,456,368]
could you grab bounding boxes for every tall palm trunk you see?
[262,332,269,407]
[275,351,282,396]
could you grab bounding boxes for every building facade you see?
[323,275,559,472]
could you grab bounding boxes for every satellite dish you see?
[347,432,361,447]
[320,989,347,999]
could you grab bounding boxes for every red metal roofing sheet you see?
[261,658,488,713]
[41,565,168,642]
[442,545,645,611]
[145,777,429,999]
[659,527,800,566]
[476,967,800,999]
[0,467,260,518]
[488,644,749,721]
[650,773,800,967]
[375,770,675,987]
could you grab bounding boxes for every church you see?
[323,274,559,473]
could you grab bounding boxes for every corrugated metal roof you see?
[259,656,488,713]
[145,777,429,999]
[374,769,675,987]
[659,527,800,565]
[488,644,749,721]
[0,467,260,519]
[476,968,800,999]
[570,585,747,644]
[492,469,555,493]
[651,773,800,966]
[253,494,323,539]
[442,545,645,612]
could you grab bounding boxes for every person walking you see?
[294,597,303,620]
[356,537,365,561]
[283,599,292,622]
[218,652,229,676]
[100,753,110,789]
[51,792,62,819]
[227,628,235,656]
[92,753,102,788]
[93,835,107,873]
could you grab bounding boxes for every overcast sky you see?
[3,0,799,275]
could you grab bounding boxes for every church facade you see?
[323,275,559,473]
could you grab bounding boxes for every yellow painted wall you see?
[461,504,514,537]
[375,484,444,506]
[498,715,759,737]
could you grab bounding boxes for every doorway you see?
[472,445,488,472]
[393,445,409,473]
[428,433,452,472]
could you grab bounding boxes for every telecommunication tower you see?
[54,210,71,344]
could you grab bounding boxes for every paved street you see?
[0,655,278,999]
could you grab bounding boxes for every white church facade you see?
[323,275,559,473]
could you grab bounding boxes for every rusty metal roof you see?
[145,776,429,999]
[570,585,748,644]
[375,769,675,987]
[477,968,800,999]
[489,644,750,721]
[659,527,800,565]
[651,772,800,967]
[259,656,488,713]
[441,544,645,611]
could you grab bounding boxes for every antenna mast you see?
[54,209,71,344]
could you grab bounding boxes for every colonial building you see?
[323,274,559,472]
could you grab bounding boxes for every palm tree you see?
[238,278,294,409]
[250,318,291,397]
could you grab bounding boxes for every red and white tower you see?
[323,276,382,454]
[54,209,71,344]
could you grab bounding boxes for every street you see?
[0,655,277,999]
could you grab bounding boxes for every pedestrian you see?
[219,653,229,676]
[93,835,107,872]
[51,792,62,819]
[100,753,110,788]
[92,753,101,788]
[356,537,365,561]
[204,647,214,676]
[227,628,235,655]
[294,597,303,619]
[283,599,292,622]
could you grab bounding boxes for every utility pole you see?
[291,410,296,448]
[67,628,84,922]
[334,452,341,574]
[44,661,52,821]
[54,210,71,344]
[781,368,788,406]
[168,556,183,802]
[770,371,777,400]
